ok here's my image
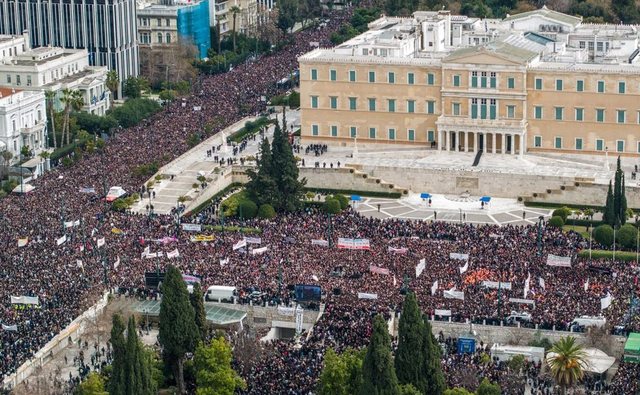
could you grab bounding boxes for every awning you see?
[420,193,432,199]
[546,348,615,374]
[12,183,35,194]
[22,157,42,169]
[132,299,246,325]
[480,196,492,202]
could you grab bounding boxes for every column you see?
[501,133,506,155]
[458,131,463,152]
[510,134,515,155]
[464,131,469,152]
[445,131,450,151]
[492,133,497,154]
[473,132,478,152]
[519,133,525,157]
[438,130,443,150]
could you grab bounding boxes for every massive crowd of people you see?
[1,8,639,395]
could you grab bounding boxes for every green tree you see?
[548,216,565,228]
[44,90,57,149]
[603,181,615,226]
[245,137,280,207]
[159,265,200,394]
[617,223,638,249]
[476,378,501,395]
[257,204,276,219]
[194,336,246,395]
[75,372,108,395]
[159,89,177,103]
[109,314,127,395]
[547,336,587,395]
[319,348,350,395]
[395,292,426,392]
[238,199,258,219]
[123,77,149,99]
[60,89,85,146]
[106,70,120,105]
[270,122,306,211]
[360,314,400,395]
[230,6,241,53]
[125,315,155,395]
[276,0,297,33]
[190,282,208,341]
[422,318,445,395]
[443,389,474,395]
[324,198,342,214]
[593,224,614,247]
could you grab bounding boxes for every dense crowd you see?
[1,9,639,395]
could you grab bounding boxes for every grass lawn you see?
[562,225,590,239]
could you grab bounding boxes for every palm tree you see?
[546,336,588,395]
[44,90,57,149]
[105,70,119,106]
[60,89,85,146]
[230,6,241,53]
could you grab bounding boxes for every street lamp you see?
[536,216,544,256]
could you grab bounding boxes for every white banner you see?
[431,280,439,296]
[145,252,158,259]
[337,238,370,250]
[76,259,83,268]
[56,235,67,246]
[219,258,229,267]
[251,246,268,255]
[167,249,180,259]
[434,309,452,316]
[370,265,390,275]
[459,261,469,274]
[295,305,304,334]
[546,254,572,268]
[114,256,120,269]
[482,281,512,290]
[244,237,262,244]
[388,246,408,254]
[443,288,464,300]
[584,278,589,292]
[10,296,39,305]
[357,292,378,300]
[181,223,202,232]
[233,239,247,251]
[450,253,469,261]
[416,259,426,278]
[1,324,17,331]
[539,277,546,290]
[601,293,613,310]
[64,221,74,228]
[524,272,531,298]
[18,238,28,247]
[311,239,329,247]
[277,306,295,316]
[97,238,105,248]
[509,298,535,305]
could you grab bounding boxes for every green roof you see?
[504,6,582,27]
[133,300,247,325]
[524,32,555,45]
[624,333,640,363]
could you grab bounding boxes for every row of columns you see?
[437,130,525,155]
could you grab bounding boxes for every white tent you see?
[546,348,615,374]
[491,344,545,363]
[12,183,35,194]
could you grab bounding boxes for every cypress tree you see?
[422,318,445,395]
[620,173,627,225]
[359,315,400,395]
[246,137,279,206]
[270,122,306,212]
[190,282,208,341]
[125,316,142,395]
[109,314,127,395]
[395,292,426,393]
[614,157,622,227]
[603,181,615,226]
[159,265,199,394]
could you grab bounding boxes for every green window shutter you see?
[388,99,395,112]
[534,136,541,147]
[535,79,542,90]
[330,97,337,109]
[617,110,625,123]
[575,138,583,150]
[453,75,460,87]
[471,76,477,88]
[311,69,317,80]
[311,96,318,108]
[349,97,356,110]
[480,104,487,119]
[597,81,605,93]
[330,69,337,81]
[369,71,375,83]
[555,107,563,120]
[427,101,435,114]
[596,139,603,151]
[471,105,478,119]
[388,72,395,84]
[349,70,356,82]
[331,126,338,136]
[535,106,542,119]
[507,77,514,89]
[617,140,625,152]
[312,125,318,136]
[596,109,604,122]
[426,130,433,142]
[388,129,395,140]
[555,137,562,149]
[369,128,376,139]
[407,100,415,113]
[556,79,563,91]
[427,73,434,85]
[407,73,414,84]
[576,80,584,92]
[368,98,376,111]
[575,108,583,121]
[409,130,416,141]
[489,104,496,119]
[619,81,625,94]
[490,77,496,88]
[350,127,357,138]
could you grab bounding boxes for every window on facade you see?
[388,72,395,84]
[369,71,375,83]
[575,108,584,121]
[311,96,318,109]
[489,99,496,119]
[534,136,542,147]
[312,125,319,136]
[556,79,563,91]
[388,99,396,112]
[407,72,415,85]
[597,42,603,52]
[369,128,376,139]
[166,33,171,43]
[577,80,584,92]
[368,98,376,111]
[535,78,542,90]
[330,69,337,81]
[617,140,625,152]
[534,106,543,119]
[157,33,162,43]
[409,129,416,141]
[330,97,338,109]
[597,80,605,93]
[555,137,562,149]
[617,110,626,123]
[480,72,487,88]
[507,77,515,89]
[426,101,435,114]
[427,130,434,142]
[349,97,357,110]
[507,105,515,119]
[480,99,488,119]
[555,107,564,120]
[6,75,10,83]
[471,98,478,119]
[575,138,583,150]
[311,69,317,80]
[388,128,396,140]
[596,139,604,151]
[490,72,496,88]
[471,71,478,88]
[166,18,170,26]
[407,100,415,113]
[350,127,357,138]
[596,109,605,122]
[349,70,356,82]
[453,103,460,116]
[619,82,626,94]
[427,73,435,85]
[331,125,338,137]
[453,75,460,87]
[26,75,31,86]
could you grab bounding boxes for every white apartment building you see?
[0,33,110,116]
[211,0,257,35]
[0,87,47,168]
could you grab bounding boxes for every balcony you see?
[436,116,527,134]
[20,121,46,136]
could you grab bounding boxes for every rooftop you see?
[132,299,246,325]
[0,87,20,98]
[504,5,582,27]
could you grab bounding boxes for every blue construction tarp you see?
[177,0,211,59]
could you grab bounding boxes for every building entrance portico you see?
[436,116,528,156]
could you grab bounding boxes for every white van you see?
[205,285,237,303]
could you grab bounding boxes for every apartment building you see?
[0,0,138,97]
[0,87,46,166]
[299,7,640,156]
[0,33,110,116]
[211,0,258,36]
